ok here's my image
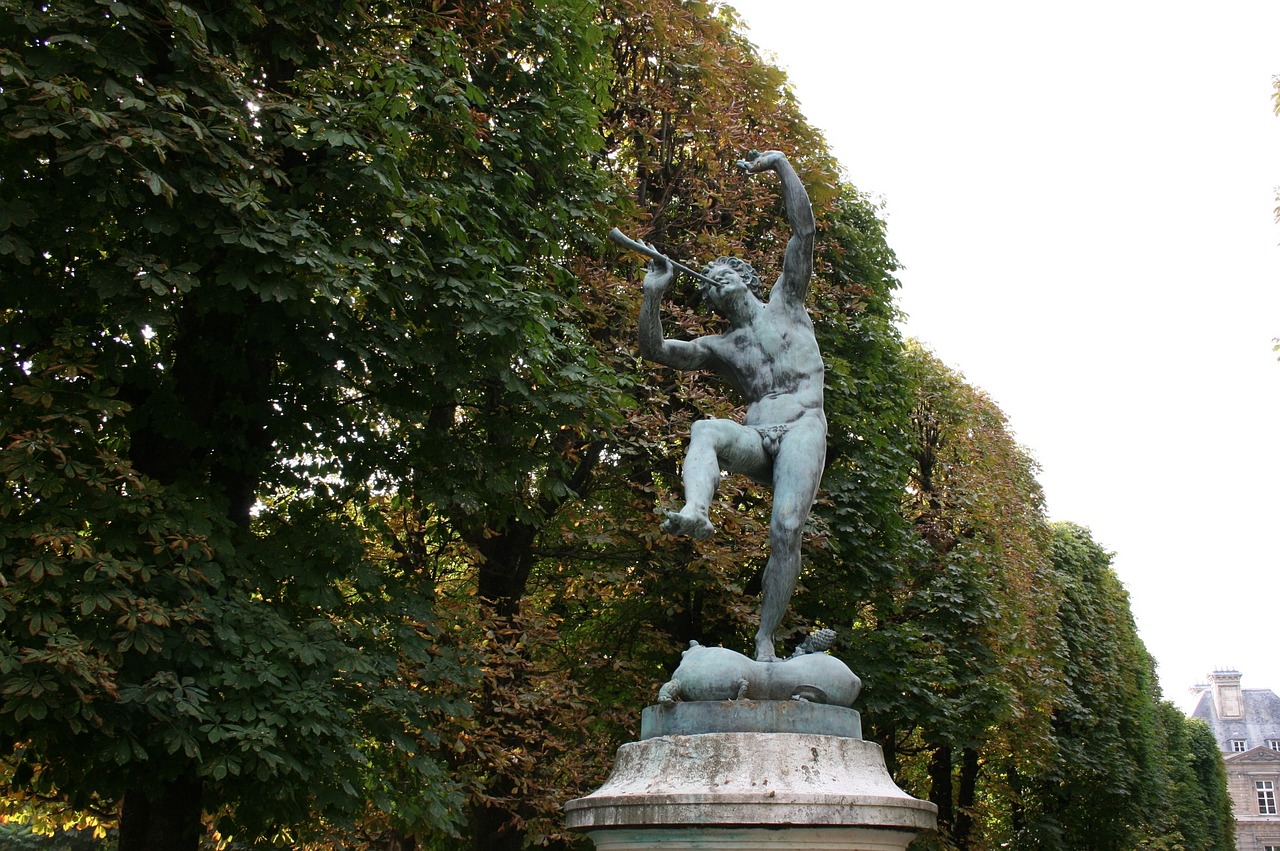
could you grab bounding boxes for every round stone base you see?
[566,731,936,851]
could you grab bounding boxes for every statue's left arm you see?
[745,150,815,304]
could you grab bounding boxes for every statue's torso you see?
[707,301,825,428]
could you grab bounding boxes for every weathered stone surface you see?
[566,731,937,849]
[641,701,862,739]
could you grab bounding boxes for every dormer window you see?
[1268,739,1280,751]
[1232,739,1248,752]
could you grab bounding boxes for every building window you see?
[1269,739,1280,751]
[1258,781,1278,815]
[1232,739,1248,752]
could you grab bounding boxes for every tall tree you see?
[839,345,1060,848]
[1154,705,1236,851]
[0,0,610,847]
[1012,522,1167,850]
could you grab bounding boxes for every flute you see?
[607,228,718,288]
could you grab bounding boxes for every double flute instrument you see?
[607,228,719,289]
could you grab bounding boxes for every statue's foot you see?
[755,642,778,663]
[661,510,715,540]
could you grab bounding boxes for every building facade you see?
[1190,670,1280,851]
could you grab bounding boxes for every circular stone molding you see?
[566,731,936,851]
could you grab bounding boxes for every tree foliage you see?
[1,0,611,846]
[986,523,1235,851]
[1155,705,1236,851]
[834,345,1059,847]
[835,354,1233,851]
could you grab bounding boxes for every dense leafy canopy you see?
[1,0,611,846]
[835,352,1233,851]
[0,1,1233,850]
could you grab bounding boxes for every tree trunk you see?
[476,520,538,619]
[954,746,981,848]
[125,295,274,526]
[468,609,534,851]
[472,798,527,851]
[928,743,954,833]
[463,438,603,850]
[471,521,538,851]
[876,722,898,778]
[118,774,204,851]
[1007,758,1025,838]
[116,293,273,849]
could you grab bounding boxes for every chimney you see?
[1209,669,1243,719]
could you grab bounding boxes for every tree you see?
[1,0,610,847]
[1015,526,1232,851]
[1181,715,1236,850]
[1009,522,1166,850]
[789,185,917,653]
[1154,705,1236,851]
[830,345,1058,848]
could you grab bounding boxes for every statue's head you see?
[700,257,763,307]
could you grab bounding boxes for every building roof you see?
[1191,686,1280,751]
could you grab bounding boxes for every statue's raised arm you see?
[742,150,815,305]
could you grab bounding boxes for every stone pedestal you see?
[566,702,936,851]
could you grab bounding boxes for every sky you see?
[725,0,1280,702]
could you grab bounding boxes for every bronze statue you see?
[616,150,825,662]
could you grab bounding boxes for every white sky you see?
[726,0,1280,701]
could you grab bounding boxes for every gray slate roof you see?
[1191,687,1280,752]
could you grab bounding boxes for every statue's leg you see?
[663,419,766,539]
[755,419,826,662]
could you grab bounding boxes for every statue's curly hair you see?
[701,256,763,300]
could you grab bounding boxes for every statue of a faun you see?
[621,150,825,663]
